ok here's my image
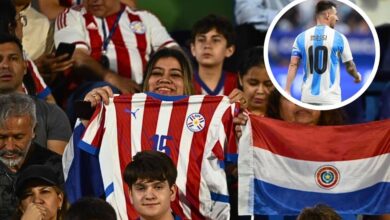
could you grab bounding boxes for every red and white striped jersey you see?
[54,5,176,84]
[80,93,238,220]
[193,71,239,96]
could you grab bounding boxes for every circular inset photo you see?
[264,0,380,110]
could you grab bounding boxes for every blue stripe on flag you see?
[225,153,238,163]
[210,191,229,203]
[37,87,52,99]
[251,179,390,215]
[78,140,99,155]
[105,183,114,197]
[65,122,105,203]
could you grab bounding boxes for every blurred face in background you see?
[240,64,274,116]
[279,97,321,125]
[85,0,121,18]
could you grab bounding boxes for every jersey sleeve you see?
[340,34,353,63]
[54,8,90,51]
[143,11,177,51]
[291,35,303,58]
[79,103,107,155]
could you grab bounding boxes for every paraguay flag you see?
[238,115,390,216]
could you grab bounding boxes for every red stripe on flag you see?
[127,13,147,73]
[140,96,161,151]
[186,96,224,220]
[84,14,102,61]
[221,106,237,157]
[165,97,189,218]
[113,95,140,219]
[89,106,106,149]
[251,116,390,161]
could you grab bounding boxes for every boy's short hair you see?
[297,204,342,220]
[123,151,177,187]
[191,14,235,47]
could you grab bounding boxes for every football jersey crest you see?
[186,113,205,132]
[130,21,146,34]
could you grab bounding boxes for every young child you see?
[123,151,177,220]
[190,14,238,96]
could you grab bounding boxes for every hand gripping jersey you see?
[291,25,353,105]
[193,71,239,96]
[54,5,176,84]
[79,93,238,220]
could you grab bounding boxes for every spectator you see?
[238,46,274,116]
[1,0,68,104]
[123,150,177,220]
[297,204,342,220]
[0,34,72,154]
[266,89,346,125]
[13,0,51,60]
[0,93,63,219]
[35,0,137,20]
[190,14,239,96]
[54,0,177,97]
[65,197,116,220]
[13,164,67,220]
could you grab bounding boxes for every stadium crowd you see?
[0,0,388,220]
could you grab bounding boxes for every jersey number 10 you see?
[308,45,328,74]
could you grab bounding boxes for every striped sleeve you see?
[54,8,89,51]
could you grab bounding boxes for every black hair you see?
[0,33,24,56]
[315,1,337,15]
[191,14,235,47]
[123,151,177,188]
[0,0,17,35]
[237,46,265,89]
[65,197,117,220]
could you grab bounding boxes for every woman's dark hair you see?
[266,89,346,125]
[237,46,265,89]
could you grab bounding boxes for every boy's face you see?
[191,28,234,67]
[129,179,176,220]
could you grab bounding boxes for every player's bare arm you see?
[344,60,361,83]
[285,56,301,94]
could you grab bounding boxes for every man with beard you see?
[0,93,63,220]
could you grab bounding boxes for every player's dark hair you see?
[124,151,177,188]
[315,1,337,15]
[297,204,342,220]
[191,14,235,47]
